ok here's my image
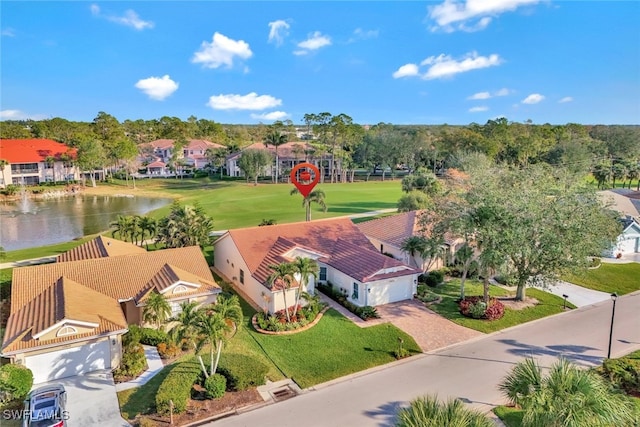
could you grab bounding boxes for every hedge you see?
[155,360,201,415]
[0,364,33,404]
[204,374,226,399]
[216,353,268,391]
[139,328,168,346]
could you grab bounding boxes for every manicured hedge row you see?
[0,364,33,404]
[155,360,201,415]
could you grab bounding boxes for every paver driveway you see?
[371,300,483,352]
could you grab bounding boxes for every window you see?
[56,325,78,337]
[319,267,327,282]
[173,285,188,294]
[170,301,182,317]
[352,283,359,300]
[239,269,245,284]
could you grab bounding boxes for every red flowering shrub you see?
[459,296,505,321]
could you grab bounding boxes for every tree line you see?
[1,112,638,189]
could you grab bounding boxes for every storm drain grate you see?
[271,386,296,402]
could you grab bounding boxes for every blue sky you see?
[1,1,639,125]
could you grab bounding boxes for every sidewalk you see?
[115,345,164,392]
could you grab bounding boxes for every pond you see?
[0,195,172,251]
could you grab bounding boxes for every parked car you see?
[22,384,68,427]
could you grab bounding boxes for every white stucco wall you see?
[326,266,417,307]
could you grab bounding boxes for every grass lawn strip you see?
[248,309,420,389]
[428,280,577,334]
[563,263,640,295]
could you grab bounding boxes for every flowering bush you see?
[459,296,505,321]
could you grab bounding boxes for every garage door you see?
[25,341,111,384]
[620,237,639,254]
[368,280,414,306]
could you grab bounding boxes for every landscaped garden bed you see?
[252,305,330,334]
[316,282,380,320]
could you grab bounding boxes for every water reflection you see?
[0,195,171,251]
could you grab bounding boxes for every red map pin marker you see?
[290,163,320,198]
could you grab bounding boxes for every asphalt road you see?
[212,291,640,427]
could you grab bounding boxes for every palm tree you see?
[194,295,242,378]
[263,127,288,183]
[267,262,295,322]
[395,395,494,427]
[110,215,130,240]
[498,357,636,427]
[290,188,327,222]
[127,215,142,245]
[142,292,172,330]
[138,216,157,249]
[401,236,427,268]
[290,257,319,310]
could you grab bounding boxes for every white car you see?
[22,384,68,427]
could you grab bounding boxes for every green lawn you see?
[1,234,100,264]
[563,263,640,295]
[492,406,523,427]
[103,178,403,230]
[428,280,576,334]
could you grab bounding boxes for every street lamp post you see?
[607,293,618,359]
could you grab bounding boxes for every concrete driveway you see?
[38,370,129,427]
[373,300,483,352]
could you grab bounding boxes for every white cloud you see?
[0,110,46,121]
[90,4,154,30]
[468,91,491,100]
[422,52,501,80]
[349,28,379,42]
[207,93,282,110]
[469,106,489,112]
[522,93,545,104]
[392,63,420,79]
[193,32,253,69]
[268,20,290,46]
[428,0,540,32]
[295,31,331,54]
[2,27,16,37]
[134,75,179,100]
[468,88,512,100]
[558,96,573,103]
[250,111,289,121]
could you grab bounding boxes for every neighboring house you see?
[213,218,420,314]
[225,141,317,179]
[142,139,225,172]
[356,210,462,271]
[0,139,79,187]
[1,236,221,384]
[598,190,640,257]
[146,160,169,176]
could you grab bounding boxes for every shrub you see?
[204,374,226,399]
[424,270,445,287]
[157,342,179,360]
[0,364,33,403]
[599,357,640,395]
[459,296,505,321]
[1,185,19,196]
[115,344,146,377]
[416,291,440,303]
[122,325,142,348]
[139,328,168,346]
[358,306,379,320]
[155,360,201,415]
[217,353,268,391]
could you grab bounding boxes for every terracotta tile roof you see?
[11,246,218,311]
[225,218,376,280]
[324,239,421,283]
[254,237,326,288]
[356,211,423,247]
[56,236,146,262]
[227,141,314,161]
[147,160,166,168]
[0,139,77,163]
[2,277,127,354]
[137,264,220,302]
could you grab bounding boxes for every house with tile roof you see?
[225,141,318,179]
[141,139,226,172]
[0,139,80,187]
[213,218,421,314]
[356,210,463,271]
[599,190,640,257]
[1,237,221,384]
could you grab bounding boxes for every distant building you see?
[0,139,80,187]
[141,139,226,173]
